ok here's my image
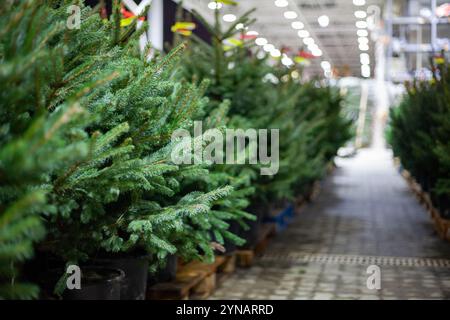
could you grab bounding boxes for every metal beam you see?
[399,43,433,52]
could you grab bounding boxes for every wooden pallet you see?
[146,254,235,300]
[236,223,276,268]
[440,219,450,241]
[398,165,450,242]
[407,175,450,240]
[429,206,450,240]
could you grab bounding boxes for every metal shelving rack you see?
[384,0,450,81]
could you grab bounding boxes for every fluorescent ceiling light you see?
[359,43,369,51]
[361,64,371,77]
[354,10,367,19]
[360,53,370,65]
[358,37,369,44]
[419,7,432,18]
[264,44,275,52]
[271,49,282,58]
[357,29,369,37]
[353,0,366,6]
[284,11,298,19]
[303,37,315,46]
[297,30,309,38]
[312,49,322,57]
[321,61,331,70]
[255,37,268,46]
[246,30,259,36]
[223,14,236,22]
[274,0,289,8]
[281,57,298,67]
[291,21,304,29]
[317,15,330,27]
[308,44,319,51]
[208,1,222,10]
[356,20,368,28]
[256,50,265,59]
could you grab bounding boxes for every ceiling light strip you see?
[283,0,332,65]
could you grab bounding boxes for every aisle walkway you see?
[211,148,450,300]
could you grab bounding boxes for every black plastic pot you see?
[148,254,178,286]
[94,254,149,300]
[239,202,268,249]
[221,220,240,256]
[156,254,177,282]
[64,267,124,300]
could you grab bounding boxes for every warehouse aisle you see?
[211,148,450,300]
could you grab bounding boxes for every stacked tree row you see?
[388,59,450,220]
[0,1,352,299]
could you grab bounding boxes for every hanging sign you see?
[171,22,197,36]
[216,0,238,6]
[223,38,243,51]
[240,33,257,40]
[121,0,151,52]
[120,5,145,27]
[294,56,311,66]
[297,50,315,59]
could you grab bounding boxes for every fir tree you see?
[0,0,91,298]
[38,1,247,272]
[176,6,352,205]
[389,57,450,217]
[1,0,252,298]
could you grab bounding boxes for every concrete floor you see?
[210,149,450,300]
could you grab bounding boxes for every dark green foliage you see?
[0,0,90,298]
[37,1,248,270]
[0,107,88,299]
[0,0,250,298]
[176,8,352,204]
[1,0,353,299]
[389,59,450,217]
[270,79,352,199]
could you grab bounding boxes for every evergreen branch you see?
[154,42,187,75]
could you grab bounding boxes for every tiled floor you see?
[211,148,450,300]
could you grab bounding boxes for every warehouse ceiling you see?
[181,0,385,78]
